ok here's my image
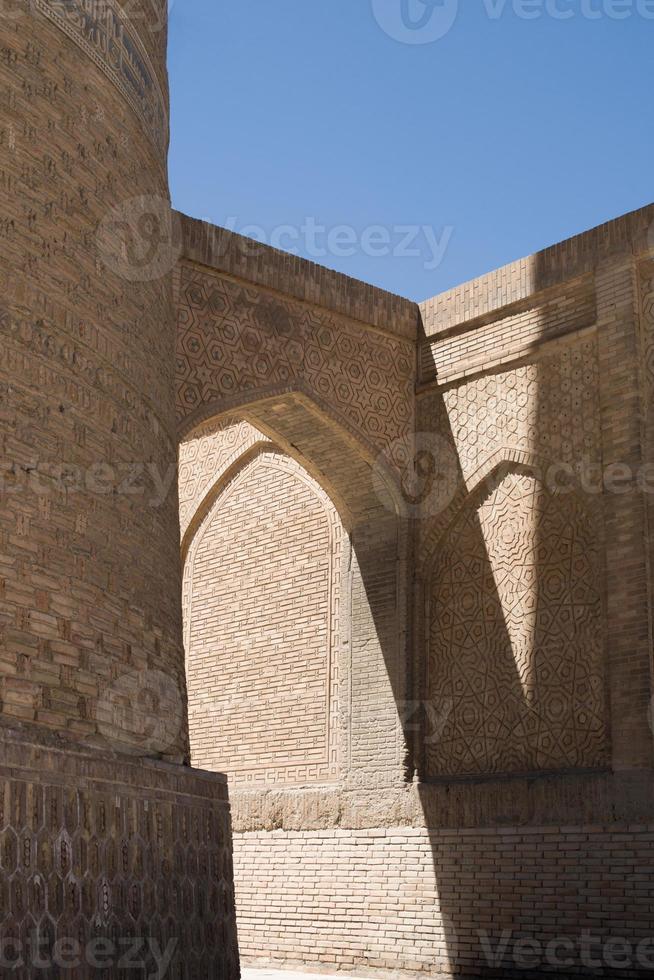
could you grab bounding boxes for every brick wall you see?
[234,824,654,979]
[0,3,239,972]
[0,0,186,755]
[417,205,654,778]
[0,722,239,980]
[178,417,272,540]
[176,235,415,793]
[184,447,343,785]
[176,206,654,977]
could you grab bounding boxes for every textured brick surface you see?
[178,215,418,341]
[176,206,654,976]
[234,825,654,979]
[0,723,239,979]
[184,447,342,785]
[2,2,654,972]
[176,258,415,792]
[0,0,185,753]
[174,257,416,473]
[0,3,239,972]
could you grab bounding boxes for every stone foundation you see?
[0,724,239,979]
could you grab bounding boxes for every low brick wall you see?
[234,824,654,979]
[0,725,239,979]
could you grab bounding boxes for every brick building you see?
[178,209,654,978]
[1,1,653,977]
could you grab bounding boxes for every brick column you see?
[346,510,411,789]
[596,256,654,770]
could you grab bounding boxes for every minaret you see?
[0,2,238,972]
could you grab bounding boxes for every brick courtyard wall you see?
[176,218,418,793]
[234,823,654,979]
[417,204,654,780]
[177,207,654,978]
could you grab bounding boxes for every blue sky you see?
[168,1,652,302]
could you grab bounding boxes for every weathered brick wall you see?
[184,444,343,785]
[176,207,654,977]
[234,824,654,979]
[0,723,239,980]
[0,5,239,973]
[0,0,186,755]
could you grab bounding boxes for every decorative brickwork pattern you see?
[184,449,343,785]
[171,209,654,977]
[0,5,239,971]
[427,468,607,776]
[418,328,608,781]
[0,728,239,980]
[175,261,415,467]
[179,214,419,340]
[0,5,185,753]
[3,3,654,968]
[177,394,411,792]
[439,338,600,490]
[35,0,168,153]
[178,417,271,539]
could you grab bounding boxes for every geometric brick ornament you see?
[428,468,607,777]
[175,261,415,468]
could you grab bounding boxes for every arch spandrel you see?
[174,258,416,474]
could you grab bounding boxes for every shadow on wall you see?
[178,390,413,790]
[413,238,646,976]
[175,212,654,975]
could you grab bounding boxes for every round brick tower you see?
[0,0,186,758]
[0,3,238,972]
